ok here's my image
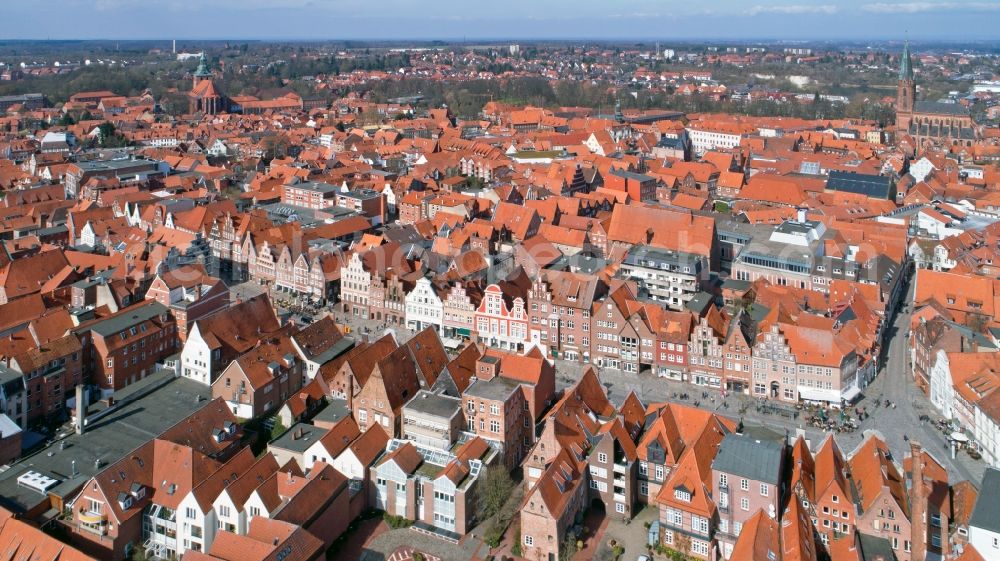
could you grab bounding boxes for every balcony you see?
[614,493,627,503]
[613,462,628,474]
[78,511,106,525]
[77,510,108,536]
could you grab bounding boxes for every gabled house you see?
[180,296,281,385]
[212,335,304,419]
[711,433,786,559]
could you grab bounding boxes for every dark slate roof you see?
[609,168,654,182]
[569,255,607,275]
[710,433,784,484]
[430,371,461,398]
[969,468,1000,534]
[85,302,168,338]
[312,398,350,424]
[656,136,686,149]
[858,533,898,561]
[826,171,893,199]
[383,224,427,247]
[685,292,714,315]
[908,121,976,140]
[914,101,969,117]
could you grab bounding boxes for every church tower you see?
[192,52,213,88]
[896,41,916,132]
[189,53,224,115]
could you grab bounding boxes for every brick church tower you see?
[896,41,916,133]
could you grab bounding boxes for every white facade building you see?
[929,349,956,419]
[974,401,1000,469]
[687,127,744,155]
[180,323,217,385]
[176,490,218,554]
[405,277,444,333]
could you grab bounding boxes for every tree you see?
[559,533,578,561]
[269,418,287,442]
[262,135,290,161]
[476,467,515,522]
[97,121,116,143]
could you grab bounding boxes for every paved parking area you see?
[386,548,442,561]
[602,504,659,561]
[360,527,488,561]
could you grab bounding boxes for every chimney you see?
[797,208,807,223]
[910,441,928,561]
[75,385,87,435]
[475,356,499,381]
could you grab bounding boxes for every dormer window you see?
[674,489,691,502]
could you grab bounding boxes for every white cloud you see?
[746,4,840,16]
[863,2,1000,13]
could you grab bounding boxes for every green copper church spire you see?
[194,52,212,78]
[899,41,913,81]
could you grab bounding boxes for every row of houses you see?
[518,367,990,561]
[334,234,884,406]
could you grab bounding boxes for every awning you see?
[798,384,860,404]
[951,432,970,443]
[841,384,861,403]
[797,386,842,404]
[441,337,463,350]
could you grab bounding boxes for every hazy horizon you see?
[6,0,1000,42]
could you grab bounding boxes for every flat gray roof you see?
[339,188,380,200]
[290,181,339,195]
[81,301,168,338]
[623,244,701,268]
[464,376,520,401]
[404,390,461,420]
[0,372,212,514]
[76,159,160,173]
[711,433,784,485]
[268,422,325,454]
[312,399,350,424]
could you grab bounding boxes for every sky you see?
[6,0,1000,41]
